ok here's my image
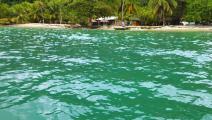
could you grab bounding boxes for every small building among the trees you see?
[92,16,118,27]
[130,18,141,26]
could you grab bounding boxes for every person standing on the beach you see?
[122,21,125,27]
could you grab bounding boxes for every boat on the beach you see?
[114,27,129,30]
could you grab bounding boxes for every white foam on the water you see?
[201,114,212,120]
[0,70,51,83]
[68,33,96,41]
[184,79,212,87]
[174,71,208,79]
[206,42,212,45]
[140,82,212,108]
[136,49,212,64]
[62,57,103,65]
[0,52,6,56]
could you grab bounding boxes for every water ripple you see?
[0,28,211,119]
[140,82,212,108]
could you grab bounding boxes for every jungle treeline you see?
[0,0,211,26]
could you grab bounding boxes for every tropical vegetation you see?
[0,0,211,26]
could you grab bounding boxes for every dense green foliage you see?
[183,0,212,24]
[0,0,211,25]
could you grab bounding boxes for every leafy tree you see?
[32,0,45,23]
[184,0,212,24]
[11,2,33,23]
[148,0,177,25]
[0,0,211,25]
[0,3,11,18]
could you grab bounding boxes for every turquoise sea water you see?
[0,27,212,120]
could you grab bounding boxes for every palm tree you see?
[148,0,177,26]
[125,0,137,15]
[33,0,45,23]
[119,0,137,21]
[120,0,125,22]
[48,0,71,24]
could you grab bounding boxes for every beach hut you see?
[131,18,141,26]
[106,16,118,25]
[92,16,118,27]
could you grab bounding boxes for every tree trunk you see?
[60,15,62,24]
[59,7,62,24]
[121,0,125,22]
[88,17,92,27]
[41,8,44,24]
[50,17,52,24]
[162,11,165,26]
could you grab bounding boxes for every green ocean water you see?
[0,27,212,120]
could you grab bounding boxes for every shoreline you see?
[1,23,212,32]
[102,25,212,32]
[7,23,71,29]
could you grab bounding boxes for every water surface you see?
[0,27,212,120]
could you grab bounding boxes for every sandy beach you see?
[111,25,212,31]
[143,26,212,32]
[8,23,72,28]
[4,23,212,32]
